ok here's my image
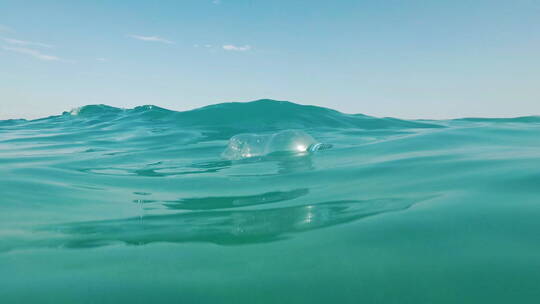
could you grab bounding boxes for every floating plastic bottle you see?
[222,130,331,160]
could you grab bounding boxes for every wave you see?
[455,116,540,123]
[3,100,539,132]
[9,99,444,131]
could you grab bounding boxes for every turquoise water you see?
[1,99,540,303]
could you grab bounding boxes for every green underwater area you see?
[1,99,540,303]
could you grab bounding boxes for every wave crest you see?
[55,99,443,131]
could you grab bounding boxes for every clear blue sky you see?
[1,0,539,120]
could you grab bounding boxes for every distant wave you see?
[4,100,539,131]
[1,99,444,131]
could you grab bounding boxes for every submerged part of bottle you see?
[222,130,332,160]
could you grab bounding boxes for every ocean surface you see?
[1,99,540,303]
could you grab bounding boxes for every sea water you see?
[1,99,540,303]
